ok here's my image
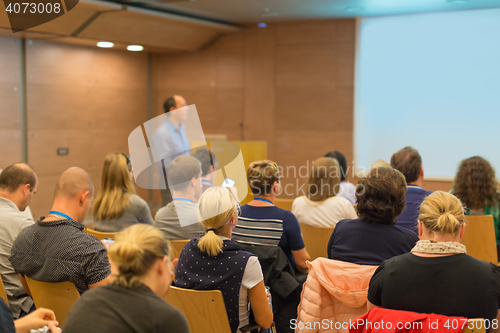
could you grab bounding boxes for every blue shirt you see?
[233,205,305,268]
[396,185,433,233]
[150,118,191,169]
[327,218,419,265]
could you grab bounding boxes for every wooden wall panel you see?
[0,37,21,168]
[25,40,149,218]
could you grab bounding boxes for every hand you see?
[14,308,59,333]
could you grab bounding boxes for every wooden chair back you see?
[169,239,190,259]
[465,319,486,333]
[299,223,335,261]
[0,275,9,306]
[84,228,118,241]
[274,198,294,211]
[165,286,231,333]
[25,277,80,328]
[461,215,498,264]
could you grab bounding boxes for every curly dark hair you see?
[356,167,407,224]
[453,156,499,210]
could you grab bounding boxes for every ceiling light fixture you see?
[97,41,114,48]
[127,45,144,51]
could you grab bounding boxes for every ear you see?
[209,165,215,173]
[80,191,90,205]
[459,223,465,239]
[272,181,281,194]
[22,184,30,195]
[420,167,424,179]
[418,220,423,237]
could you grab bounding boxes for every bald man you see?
[151,95,191,206]
[0,163,37,318]
[9,167,111,296]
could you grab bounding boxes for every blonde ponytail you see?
[419,191,465,236]
[109,224,169,288]
[197,186,239,257]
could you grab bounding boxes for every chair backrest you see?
[169,239,190,259]
[25,277,80,328]
[461,215,498,265]
[299,223,334,261]
[0,275,9,306]
[465,319,486,333]
[274,198,294,211]
[84,228,118,241]
[165,286,231,333]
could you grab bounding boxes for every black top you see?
[0,298,15,333]
[64,283,189,333]
[368,253,500,321]
[9,218,111,293]
[327,219,419,265]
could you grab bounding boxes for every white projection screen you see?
[355,8,500,179]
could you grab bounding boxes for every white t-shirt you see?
[291,195,357,227]
[219,236,264,330]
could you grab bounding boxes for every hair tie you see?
[207,228,217,232]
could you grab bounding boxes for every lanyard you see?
[172,198,194,204]
[202,180,213,186]
[253,198,273,204]
[165,120,189,152]
[49,210,74,221]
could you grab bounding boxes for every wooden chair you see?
[299,223,335,261]
[25,277,80,328]
[274,198,294,211]
[169,239,189,259]
[84,228,118,241]
[165,286,273,333]
[0,274,9,306]
[460,215,498,264]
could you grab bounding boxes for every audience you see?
[368,191,500,323]
[0,298,59,333]
[64,224,189,333]
[324,151,356,204]
[453,156,500,258]
[175,187,273,333]
[292,157,357,227]
[93,153,154,232]
[154,155,204,240]
[390,146,432,233]
[233,160,310,274]
[10,167,111,294]
[327,167,419,265]
[0,163,37,318]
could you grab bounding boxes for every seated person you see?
[0,298,59,333]
[324,151,356,204]
[10,167,111,294]
[370,159,390,170]
[292,157,357,227]
[368,191,500,323]
[0,164,37,318]
[64,224,189,333]
[232,160,310,274]
[390,146,432,232]
[154,155,204,240]
[93,153,154,232]
[327,167,419,265]
[175,187,273,333]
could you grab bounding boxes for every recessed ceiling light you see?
[127,45,144,51]
[257,23,267,28]
[97,41,114,48]
[344,6,364,12]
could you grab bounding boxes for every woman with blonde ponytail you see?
[367,191,500,325]
[176,187,273,333]
[63,224,189,333]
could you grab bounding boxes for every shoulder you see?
[335,218,358,229]
[393,225,419,240]
[129,194,148,206]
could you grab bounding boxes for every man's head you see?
[192,148,218,180]
[324,151,348,181]
[390,146,423,184]
[0,163,37,211]
[167,156,202,201]
[247,160,282,197]
[54,167,94,222]
[163,95,187,123]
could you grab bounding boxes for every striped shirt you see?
[233,205,305,267]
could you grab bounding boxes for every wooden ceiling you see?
[0,0,240,52]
